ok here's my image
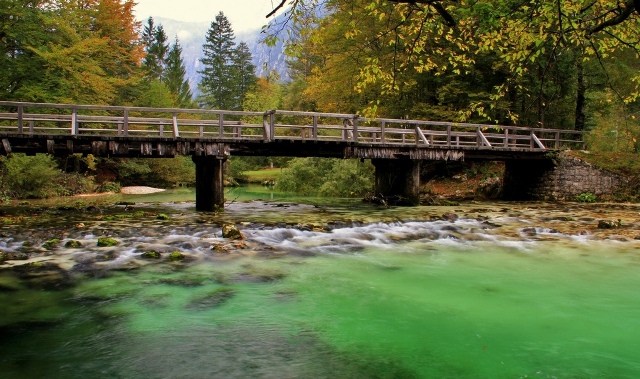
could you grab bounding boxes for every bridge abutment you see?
[372,159,421,205]
[192,156,226,211]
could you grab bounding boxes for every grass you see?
[242,168,283,183]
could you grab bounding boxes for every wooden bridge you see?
[0,101,584,210]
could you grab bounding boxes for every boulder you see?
[222,225,244,240]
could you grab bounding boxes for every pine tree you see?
[144,23,169,81]
[197,11,236,109]
[164,37,193,107]
[231,42,257,109]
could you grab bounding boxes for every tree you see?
[164,37,193,107]
[198,11,237,109]
[231,42,258,109]
[144,23,169,81]
[1,0,144,105]
[269,0,640,128]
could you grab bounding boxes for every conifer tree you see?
[197,11,237,109]
[143,23,169,81]
[164,37,193,107]
[231,42,257,109]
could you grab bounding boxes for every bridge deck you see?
[0,101,584,160]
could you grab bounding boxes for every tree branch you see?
[267,0,291,18]
[587,0,637,35]
[387,0,456,26]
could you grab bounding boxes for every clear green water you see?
[1,196,640,378]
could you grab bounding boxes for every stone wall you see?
[503,153,625,201]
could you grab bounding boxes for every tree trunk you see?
[574,58,586,131]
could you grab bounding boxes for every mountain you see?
[153,17,289,96]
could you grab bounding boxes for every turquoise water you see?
[1,198,640,378]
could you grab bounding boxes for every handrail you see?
[0,101,585,151]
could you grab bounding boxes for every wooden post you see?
[352,115,358,142]
[263,112,272,141]
[123,109,129,136]
[17,106,23,134]
[381,121,386,144]
[446,124,452,147]
[192,155,226,211]
[313,115,318,140]
[71,108,78,135]
[218,113,224,138]
[172,112,179,137]
[504,128,509,148]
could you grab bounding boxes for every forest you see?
[1,0,639,199]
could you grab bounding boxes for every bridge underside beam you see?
[372,159,421,206]
[192,156,225,211]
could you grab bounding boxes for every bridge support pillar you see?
[192,156,226,211]
[372,159,421,205]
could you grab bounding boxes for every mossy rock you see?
[156,213,170,221]
[97,237,118,247]
[64,240,83,248]
[141,251,162,259]
[43,238,62,250]
[221,224,244,240]
[168,251,186,261]
[22,241,34,248]
[597,219,622,229]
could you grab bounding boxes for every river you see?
[1,187,639,378]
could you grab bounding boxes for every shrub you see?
[576,192,596,203]
[0,154,65,198]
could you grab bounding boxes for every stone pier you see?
[372,159,422,205]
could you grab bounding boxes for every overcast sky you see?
[134,0,282,33]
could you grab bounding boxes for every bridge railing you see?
[0,101,584,151]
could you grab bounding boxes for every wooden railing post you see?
[172,112,179,137]
[504,128,509,148]
[312,115,318,140]
[159,123,164,137]
[270,111,275,139]
[218,113,224,138]
[17,105,23,133]
[381,120,386,144]
[555,131,560,149]
[123,109,129,136]
[263,111,273,142]
[71,107,78,135]
[446,124,452,147]
[352,115,359,142]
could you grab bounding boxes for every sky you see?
[134,0,283,33]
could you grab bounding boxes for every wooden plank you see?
[46,139,55,154]
[477,129,492,147]
[91,141,107,156]
[415,127,429,145]
[2,139,11,154]
[531,132,546,149]
[141,143,153,156]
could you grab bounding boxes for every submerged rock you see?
[185,287,236,310]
